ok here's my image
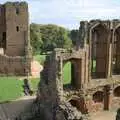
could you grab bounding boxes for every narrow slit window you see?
[16,8,19,15]
[2,32,6,49]
[16,26,19,32]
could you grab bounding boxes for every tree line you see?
[30,23,79,55]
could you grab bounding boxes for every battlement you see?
[4,1,28,6]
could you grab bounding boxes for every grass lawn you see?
[0,76,40,102]
[0,77,23,102]
[63,62,71,84]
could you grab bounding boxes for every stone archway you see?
[63,58,82,89]
[68,97,88,114]
[114,86,120,97]
[90,24,109,78]
[112,26,120,74]
[93,91,104,103]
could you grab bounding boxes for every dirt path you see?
[31,60,43,77]
[90,111,117,120]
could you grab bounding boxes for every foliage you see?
[70,29,79,45]
[33,54,46,65]
[30,23,43,54]
[30,24,72,54]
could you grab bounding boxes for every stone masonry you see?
[0,2,31,75]
[33,20,120,120]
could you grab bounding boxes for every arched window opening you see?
[91,24,109,78]
[16,26,19,32]
[63,61,71,85]
[112,27,120,75]
[69,97,88,114]
[114,86,120,97]
[63,58,82,89]
[93,91,104,103]
[16,8,19,15]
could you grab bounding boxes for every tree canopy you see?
[30,24,72,54]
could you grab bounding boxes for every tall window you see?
[91,24,109,78]
[2,32,6,49]
[16,26,19,32]
[0,7,1,16]
[16,8,19,15]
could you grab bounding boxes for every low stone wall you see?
[0,54,30,75]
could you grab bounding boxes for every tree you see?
[70,29,79,45]
[30,23,43,54]
[30,24,72,54]
[39,24,72,53]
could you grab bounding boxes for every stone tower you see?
[0,2,31,75]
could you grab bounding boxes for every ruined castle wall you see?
[0,2,31,76]
[0,54,26,75]
[0,5,5,31]
[5,2,28,56]
[0,5,6,47]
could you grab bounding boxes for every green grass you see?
[63,62,71,84]
[0,77,23,102]
[93,60,96,72]
[63,60,96,84]
[30,78,40,90]
[0,77,40,102]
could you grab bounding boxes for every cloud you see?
[28,0,120,29]
[0,0,120,29]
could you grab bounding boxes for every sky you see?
[0,0,120,29]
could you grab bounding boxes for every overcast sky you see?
[0,0,120,29]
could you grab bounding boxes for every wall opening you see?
[16,8,19,15]
[114,86,120,97]
[69,97,88,114]
[63,61,71,85]
[112,27,120,75]
[0,32,6,50]
[16,26,19,32]
[91,24,109,78]
[63,58,82,89]
[93,91,104,103]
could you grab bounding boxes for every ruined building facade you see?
[37,20,120,120]
[0,2,31,75]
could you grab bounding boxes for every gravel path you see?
[90,111,117,120]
